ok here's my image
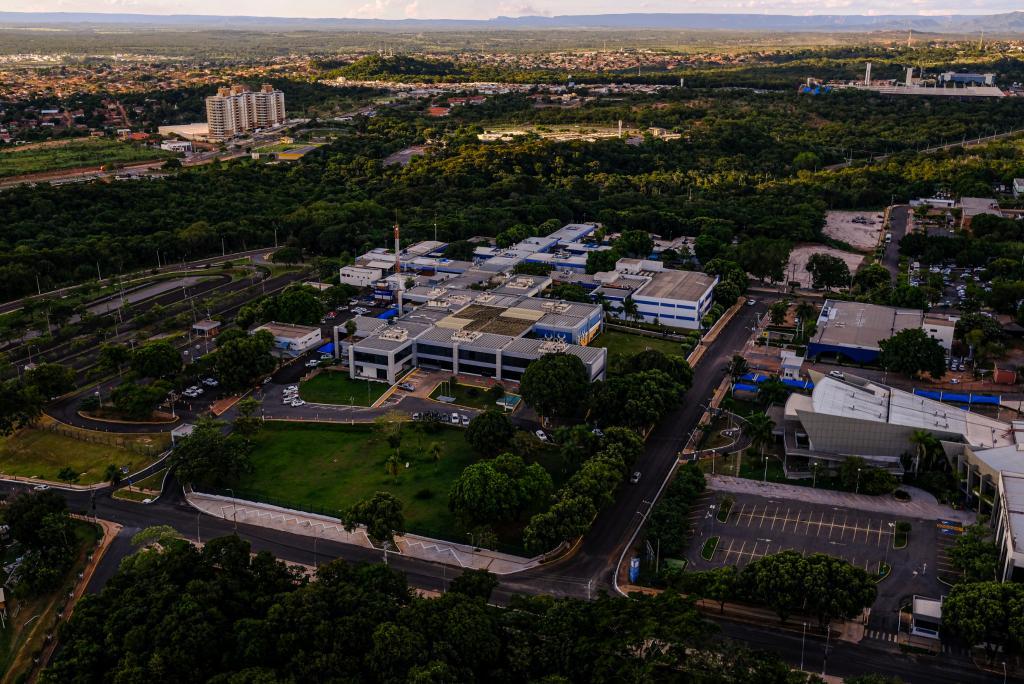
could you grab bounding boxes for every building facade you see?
[206,85,286,140]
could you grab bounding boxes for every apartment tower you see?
[206,84,286,140]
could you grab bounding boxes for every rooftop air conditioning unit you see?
[379,328,409,342]
[451,330,482,343]
[539,339,569,354]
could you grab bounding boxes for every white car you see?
[33,484,50,491]
[291,399,306,407]
[630,471,642,484]
[461,415,470,427]
[286,385,298,392]
[829,370,845,380]
[305,359,320,368]
[451,412,460,424]
[535,429,549,442]
[202,378,218,387]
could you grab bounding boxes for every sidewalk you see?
[187,491,540,574]
[705,474,976,524]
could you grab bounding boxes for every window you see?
[354,351,388,365]
[416,343,452,358]
[458,348,496,364]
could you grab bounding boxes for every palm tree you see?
[727,354,750,380]
[104,463,122,488]
[428,442,443,468]
[795,301,817,337]
[623,296,640,323]
[909,429,940,475]
[745,412,776,467]
[385,454,401,481]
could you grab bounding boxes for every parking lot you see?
[686,492,928,576]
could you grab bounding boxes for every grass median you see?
[298,371,389,406]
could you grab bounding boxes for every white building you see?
[1013,179,1024,199]
[593,258,717,330]
[252,322,321,357]
[206,84,286,141]
[339,265,384,288]
[160,140,193,154]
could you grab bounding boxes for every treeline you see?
[43,533,828,684]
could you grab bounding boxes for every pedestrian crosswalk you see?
[865,629,898,643]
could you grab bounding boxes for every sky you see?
[2,0,1019,20]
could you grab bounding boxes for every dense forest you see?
[42,533,820,683]
[0,70,1022,300]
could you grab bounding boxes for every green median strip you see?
[701,536,719,561]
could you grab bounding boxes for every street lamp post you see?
[856,467,862,495]
[812,462,819,488]
[800,621,807,671]
[196,511,201,544]
[227,488,237,531]
[763,453,768,482]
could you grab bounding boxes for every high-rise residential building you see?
[205,84,286,140]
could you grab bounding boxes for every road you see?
[519,301,767,592]
[882,205,909,277]
[2,298,1006,682]
[822,127,1024,172]
[0,245,277,315]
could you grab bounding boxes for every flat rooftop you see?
[255,322,320,338]
[437,303,540,337]
[812,300,924,351]
[638,270,717,302]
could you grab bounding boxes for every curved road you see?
[2,298,1003,683]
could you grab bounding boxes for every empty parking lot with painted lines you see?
[688,494,920,574]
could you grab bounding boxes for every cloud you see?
[495,2,551,16]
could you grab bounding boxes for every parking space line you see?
[734,503,746,526]
[747,506,756,527]
[828,513,836,538]
[736,540,747,562]
[758,508,766,529]
[863,520,871,544]
[721,538,736,561]
[877,522,884,546]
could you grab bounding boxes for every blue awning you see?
[317,342,335,354]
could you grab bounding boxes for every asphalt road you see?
[882,205,909,277]
[4,298,1007,682]
[518,301,768,592]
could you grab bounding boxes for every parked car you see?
[535,429,549,442]
[451,412,460,424]
[411,412,422,421]
[202,377,218,387]
[290,399,306,407]
[398,382,415,391]
[286,385,298,392]
[630,471,642,484]
[829,370,845,380]
[33,484,50,491]
[950,379,961,385]
[461,415,470,427]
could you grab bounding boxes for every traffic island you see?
[701,536,719,561]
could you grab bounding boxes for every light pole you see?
[800,621,807,671]
[812,461,819,488]
[856,467,862,495]
[313,526,320,567]
[763,453,768,482]
[196,511,201,544]
[227,488,237,531]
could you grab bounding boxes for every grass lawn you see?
[112,488,154,503]
[299,371,389,406]
[0,428,165,485]
[701,536,719,561]
[236,422,532,546]
[0,138,171,178]
[132,467,168,492]
[428,381,508,411]
[591,330,686,362]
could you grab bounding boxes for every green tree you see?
[878,328,946,379]
[736,238,789,284]
[171,418,253,488]
[726,354,749,380]
[943,581,1024,662]
[24,362,75,399]
[464,410,514,456]
[104,463,123,487]
[130,340,182,379]
[263,286,324,325]
[839,456,897,495]
[745,412,775,464]
[805,253,851,291]
[97,343,131,375]
[948,523,1000,582]
[449,569,499,601]
[110,381,171,420]
[212,330,276,392]
[342,492,405,545]
[233,397,263,439]
[757,377,789,406]
[520,353,590,423]
[57,466,79,484]
[615,230,654,258]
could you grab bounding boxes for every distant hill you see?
[0,11,1022,34]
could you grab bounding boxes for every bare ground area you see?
[823,210,885,251]
[785,243,865,288]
